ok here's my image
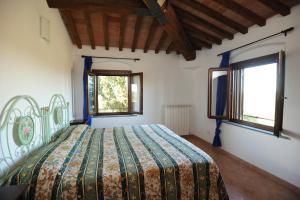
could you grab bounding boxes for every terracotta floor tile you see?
[182,135,300,200]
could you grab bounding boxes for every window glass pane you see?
[131,74,142,113]
[207,69,229,119]
[88,75,95,113]
[242,63,277,126]
[98,76,128,113]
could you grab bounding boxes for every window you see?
[87,70,143,115]
[208,52,285,136]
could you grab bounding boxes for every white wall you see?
[0,0,74,109]
[72,47,194,128]
[180,5,300,187]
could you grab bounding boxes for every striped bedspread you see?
[4,124,228,200]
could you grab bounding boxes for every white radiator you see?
[164,105,191,136]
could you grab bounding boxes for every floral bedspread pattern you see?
[4,124,228,200]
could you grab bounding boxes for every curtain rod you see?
[217,27,294,56]
[81,55,140,62]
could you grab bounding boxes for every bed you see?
[0,95,228,200]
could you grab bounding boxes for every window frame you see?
[207,68,230,119]
[130,72,144,115]
[207,52,285,136]
[86,69,143,116]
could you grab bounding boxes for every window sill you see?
[223,120,290,140]
[223,120,274,136]
[91,114,142,118]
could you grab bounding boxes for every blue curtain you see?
[213,51,231,147]
[83,56,93,126]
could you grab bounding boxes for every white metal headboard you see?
[0,94,70,184]
[44,94,70,143]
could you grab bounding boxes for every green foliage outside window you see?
[243,114,257,123]
[98,76,128,112]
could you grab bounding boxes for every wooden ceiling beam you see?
[144,19,158,53]
[179,11,233,39]
[192,41,211,49]
[60,10,82,48]
[163,4,196,60]
[132,16,143,52]
[188,33,212,49]
[190,39,204,50]
[119,15,126,51]
[257,0,291,16]
[47,0,146,9]
[47,0,150,16]
[143,0,196,60]
[59,10,76,45]
[103,14,109,50]
[166,42,175,54]
[213,0,266,26]
[155,31,167,54]
[84,12,95,49]
[183,24,222,45]
[188,32,213,47]
[171,0,248,34]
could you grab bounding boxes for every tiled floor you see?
[182,135,300,200]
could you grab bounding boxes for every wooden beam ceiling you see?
[142,0,196,60]
[178,11,234,39]
[188,32,212,49]
[132,16,143,52]
[84,12,95,49]
[166,42,175,54]
[163,4,196,60]
[171,0,248,34]
[102,14,109,50]
[144,19,158,53]
[47,0,150,16]
[213,0,266,26]
[190,40,203,50]
[59,10,76,45]
[60,10,82,49]
[257,0,291,16]
[50,0,299,60]
[155,31,167,54]
[119,15,126,51]
[183,24,222,45]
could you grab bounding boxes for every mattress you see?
[3,124,228,200]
